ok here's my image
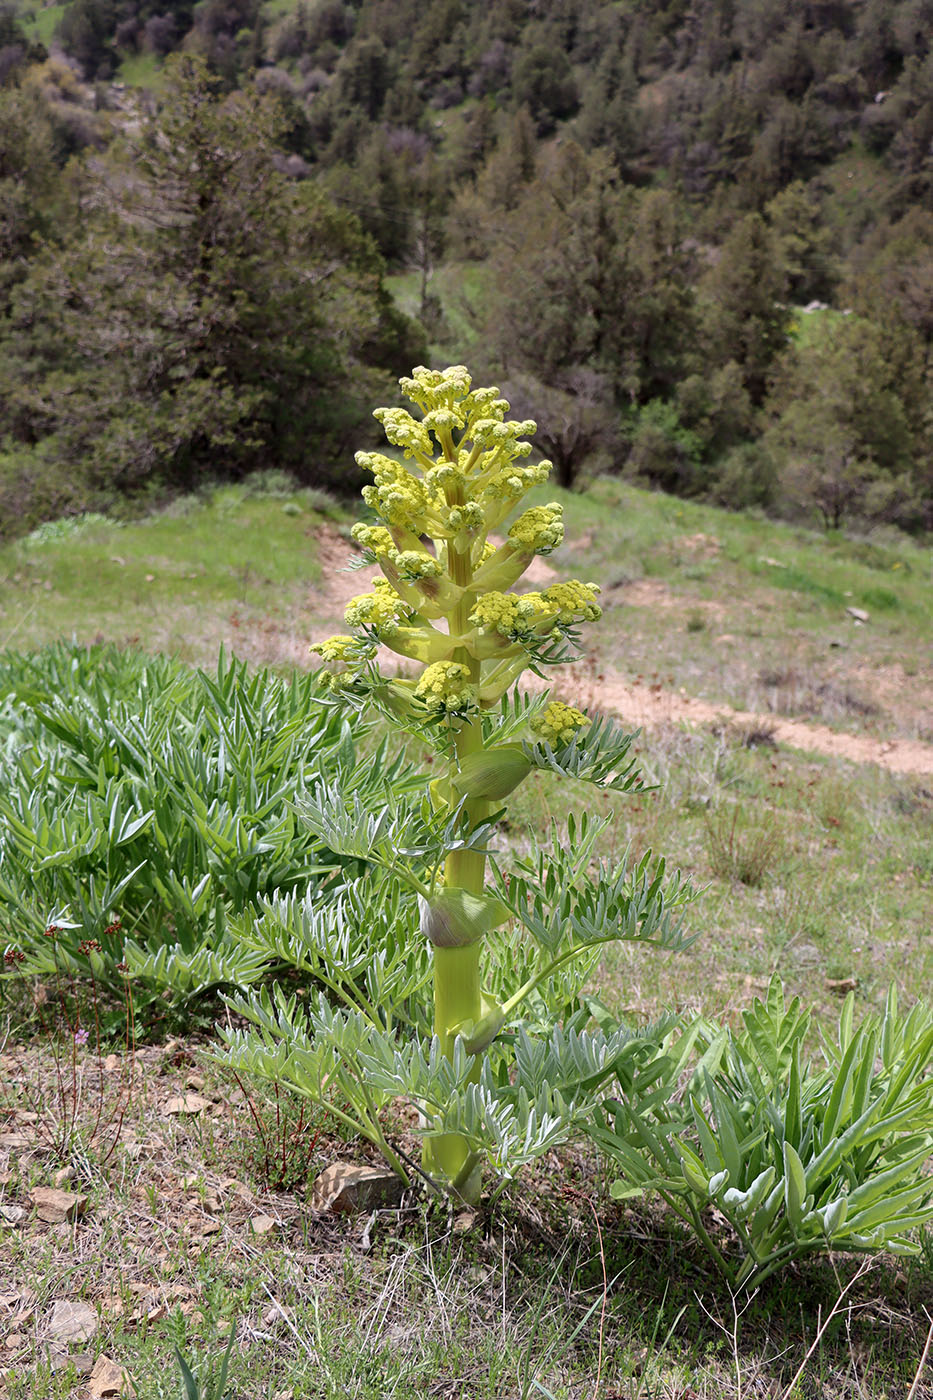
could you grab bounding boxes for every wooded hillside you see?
[1,0,931,533]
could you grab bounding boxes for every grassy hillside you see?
[4,475,928,740]
[0,482,334,668]
[544,478,932,740]
[2,475,930,1030]
[2,479,932,1398]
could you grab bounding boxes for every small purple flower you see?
[74,1028,89,1047]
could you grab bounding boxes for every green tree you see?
[843,209,933,517]
[55,0,116,77]
[0,81,60,313]
[700,212,790,404]
[332,33,391,120]
[479,145,696,404]
[512,43,578,133]
[767,315,916,528]
[0,58,424,508]
[765,179,839,303]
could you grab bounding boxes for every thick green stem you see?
[432,942,483,1059]
[423,476,489,1198]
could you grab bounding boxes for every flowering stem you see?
[424,509,487,1195]
[311,366,603,1201]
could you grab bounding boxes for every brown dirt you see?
[549,668,933,777]
[303,528,933,779]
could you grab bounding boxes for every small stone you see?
[47,1299,98,1344]
[0,1205,25,1225]
[4,1335,23,1350]
[48,1351,94,1375]
[163,1094,211,1116]
[29,1187,88,1224]
[250,1214,276,1236]
[309,1162,404,1215]
[845,606,870,623]
[88,1353,135,1397]
[199,1220,222,1236]
[53,1165,74,1187]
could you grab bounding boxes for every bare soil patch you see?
[299,528,933,778]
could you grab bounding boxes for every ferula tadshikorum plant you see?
[220,366,696,1200]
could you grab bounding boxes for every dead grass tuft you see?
[703,804,788,887]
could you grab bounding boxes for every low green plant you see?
[220,365,697,1201]
[0,644,398,1015]
[20,513,118,548]
[175,1325,236,1400]
[591,978,933,1286]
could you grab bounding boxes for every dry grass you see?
[2,1025,933,1399]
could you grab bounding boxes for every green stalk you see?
[424,478,488,1198]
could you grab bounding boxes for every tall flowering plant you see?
[221,367,696,1200]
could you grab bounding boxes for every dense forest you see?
[0,0,931,535]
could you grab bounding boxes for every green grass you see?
[3,1033,932,1399]
[16,0,67,44]
[506,722,933,1028]
[115,49,164,88]
[534,477,932,738]
[0,481,340,667]
[385,260,492,364]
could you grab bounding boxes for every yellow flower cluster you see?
[507,504,565,553]
[371,409,433,459]
[479,459,552,505]
[468,591,555,640]
[358,455,443,533]
[415,661,477,714]
[540,580,602,624]
[350,523,443,583]
[399,364,474,411]
[308,634,376,690]
[345,579,409,634]
[531,702,589,746]
[309,635,371,663]
[308,366,603,721]
[350,523,395,557]
[468,582,601,642]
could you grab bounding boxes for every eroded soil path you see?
[309,529,933,778]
